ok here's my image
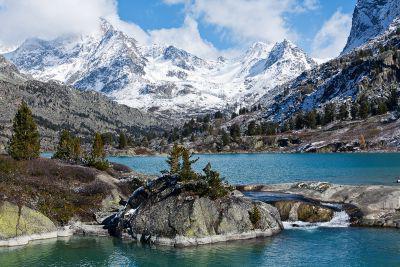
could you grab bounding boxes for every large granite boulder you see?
[240,182,399,228]
[274,201,334,222]
[0,201,57,246]
[105,175,283,247]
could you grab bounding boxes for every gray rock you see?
[241,182,400,228]
[106,176,283,246]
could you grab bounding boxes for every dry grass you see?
[0,155,112,225]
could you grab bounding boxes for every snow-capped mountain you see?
[261,21,400,123]
[342,0,400,54]
[5,18,316,115]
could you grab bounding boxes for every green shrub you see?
[86,157,110,171]
[249,205,261,228]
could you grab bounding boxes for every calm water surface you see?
[1,228,400,267]
[27,153,400,266]
[108,153,400,185]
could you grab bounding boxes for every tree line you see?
[5,101,113,171]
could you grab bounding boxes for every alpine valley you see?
[1,0,400,153]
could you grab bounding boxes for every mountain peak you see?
[99,17,115,34]
[342,0,400,54]
[244,41,272,60]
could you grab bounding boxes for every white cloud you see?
[303,0,320,11]
[311,10,352,59]
[163,0,320,46]
[149,16,219,59]
[0,0,117,47]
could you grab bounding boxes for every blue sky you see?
[117,0,357,58]
[0,0,357,59]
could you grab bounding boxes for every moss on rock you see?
[0,202,56,240]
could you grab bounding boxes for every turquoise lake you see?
[108,153,400,185]
[23,153,400,266]
[1,228,400,267]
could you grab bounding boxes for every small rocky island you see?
[103,144,283,247]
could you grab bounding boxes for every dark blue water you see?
[107,153,400,185]
[1,228,400,267]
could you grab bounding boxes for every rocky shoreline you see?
[238,182,400,228]
[1,155,399,248]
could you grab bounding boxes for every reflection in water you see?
[1,228,400,267]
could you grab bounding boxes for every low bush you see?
[249,205,261,228]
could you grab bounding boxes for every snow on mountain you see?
[5,18,316,115]
[261,23,400,123]
[342,0,400,54]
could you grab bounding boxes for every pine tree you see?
[377,101,388,115]
[338,103,349,121]
[118,132,127,149]
[180,147,198,181]
[221,129,230,146]
[8,101,40,160]
[323,103,336,124]
[230,124,241,140]
[305,110,317,129]
[387,87,398,111]
[71,137,82,161]
[53,130,73,160]
[166,143,182,174]
[294,112,304,130]
[92,132,105,160]
[351,103,359,120]
[246,121,258,136]
[359,96,370,119]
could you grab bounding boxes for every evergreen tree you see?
[166,143,182,174]
[294,112,305,130]
[141,136,149,147]
[316,112,323,126]
[387,87,398,111]
[231,112,238,119]
[338,103,349,121]
[101,133,113,146]
[305,110,317,129]
[214,111,223,119]
[8,101,40,160]
[71,137,82,161]
[91,132,105,160]
[323,103,336,124]
[246,121,258,136]
[351,103,359,120]
[180,147,198,181]
[118,132,128,149]
[261,122,278,135]
[377,101,388,115]
[53,130,73,160]
[359,96,370,119]
[230,124,241,140]
[201,163,230,199]
[221,129,230,146]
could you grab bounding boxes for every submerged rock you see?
[105,175,283,247]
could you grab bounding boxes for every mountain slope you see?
[5,19,316,115]
[343,0,400,54]
[0,55,159,150]
[262,26,400,123]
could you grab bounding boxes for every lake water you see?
[108,153,400,185]
[25,153,400,266]
[1,228,400,267]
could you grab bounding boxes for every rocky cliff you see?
[343,0,400,54]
